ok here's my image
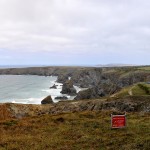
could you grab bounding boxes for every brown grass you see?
[0,111,150,150]
[0,104,11,120]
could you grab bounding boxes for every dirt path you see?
[128,87,134,96]
[110,93,117,97]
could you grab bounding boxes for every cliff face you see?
[73,69,150,100]
[71,68,102,87]
[0,66,102,87]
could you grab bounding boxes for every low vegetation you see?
[137,83,150,95]
[113,82,150,98]
[138,66,150,71]
[0,111,150,150]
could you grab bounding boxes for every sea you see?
[0,75,79,104]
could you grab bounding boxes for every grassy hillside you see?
[0,111,150,150]
[138,66,150,71]
[112,82,150,98]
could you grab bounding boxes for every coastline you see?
[1,95,150,120]
[0,74,85,104]
[0,65,149,104]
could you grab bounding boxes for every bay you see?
[0,75,62,104]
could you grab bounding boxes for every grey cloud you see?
[0,0,150,65]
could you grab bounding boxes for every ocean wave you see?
[11,97,46,104]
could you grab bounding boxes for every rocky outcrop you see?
[57,75,69,83]
[55,96,68,100]
[50,84,57,89]
[41,96,53,104]
[37,96,150,113]
[61,80,77,96]
[74,81,120,100]
[1,96,150,120]
[71,68,102,88]
[74,88,104,100]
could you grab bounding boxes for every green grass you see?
[113,83,150,98]
[138,66,150,71]
[134,83,150,95]
[132,84,147,95]
[0,111,150,150]
[132,83,150,96]
[113,87,130,98]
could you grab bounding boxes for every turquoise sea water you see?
[0,75,62,104]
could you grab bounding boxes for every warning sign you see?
[111,114,126,128]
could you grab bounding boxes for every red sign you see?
[111,115,126,128]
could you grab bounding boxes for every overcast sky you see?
[0,0,150,66]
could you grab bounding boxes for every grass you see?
[0,111,150,150]
[112,83,150,98]
[132,84,147,95]
[132,83,150,95]
[138,83,150,95]
[138,66,150,71]
[114,87,130,98]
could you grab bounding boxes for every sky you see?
[0,0,150,66]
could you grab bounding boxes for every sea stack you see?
[41,95,53,104]
[61,80,77,96]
